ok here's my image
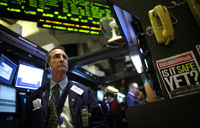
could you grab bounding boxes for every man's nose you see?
[60,56,64,60]
[60,55,65,60]
[59,56,67,63]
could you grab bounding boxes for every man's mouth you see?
[57,64,66,67]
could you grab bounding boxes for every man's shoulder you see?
[126,93,136,100]
[30,82,50,97]
[126,93,132,97]
[70,81,88,90]
[38,82,50,91]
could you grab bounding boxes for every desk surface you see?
[126,93,200,128]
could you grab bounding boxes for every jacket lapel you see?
[68,87,78,127]
[69,88,78,109]
[41,82,50,119]
[67,81,77,108]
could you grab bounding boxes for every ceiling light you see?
[130,54,143,73]
[107,86,119,92]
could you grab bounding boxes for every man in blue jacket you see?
[125,82,141,111]
[19,47,108,128]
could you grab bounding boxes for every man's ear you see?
[44,63,49,70]
[45,62,52,72]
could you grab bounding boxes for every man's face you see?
[48,49,68,74]
[107,96,112,103]
[130,84,139,95]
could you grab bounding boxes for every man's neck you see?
[51,73,66,83]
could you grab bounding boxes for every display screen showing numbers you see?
[0,0,112,34]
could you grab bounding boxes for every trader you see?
[19,47,108,128]
[125,82,141,111]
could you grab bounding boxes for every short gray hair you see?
[129,82,138,89]
[44,46,65,63]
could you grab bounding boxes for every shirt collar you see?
[128,92,135,97]
[50,77,68,90]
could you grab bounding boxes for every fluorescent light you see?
[107,86,119,92]
[131,54,143,73]
[144,59,148,69]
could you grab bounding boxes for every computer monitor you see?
[0,54,17,85]
[15,64,44,90]
[0,83,17,113]
[106,1,138,47]
[97,90,104,102]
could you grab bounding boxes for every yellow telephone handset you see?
[148,5,175,45]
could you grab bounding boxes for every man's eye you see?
[63,55,67,60]
[54,55,60,58]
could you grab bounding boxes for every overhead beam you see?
[68,44,129,69]
[99,69,138,84]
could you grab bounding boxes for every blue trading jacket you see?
[19,81,108,128]
[125,93,141,111]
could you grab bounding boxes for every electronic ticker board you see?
[0,0,112,34]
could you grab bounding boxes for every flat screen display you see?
[15,64,44,90]
[0,54,17,85]
[106,2,138,46]
[97,90,104,101]
[0,83,17,113]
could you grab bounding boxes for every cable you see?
[167,0,187,9]
[166,1,187,25]
[168,11,178,25]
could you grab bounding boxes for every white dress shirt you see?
[50,77,75,128]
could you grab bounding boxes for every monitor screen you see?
[0,83,17,113]
[15,64,44,90]
[97,90,104,101]
[106,2,138,46]
[0,54,17,85]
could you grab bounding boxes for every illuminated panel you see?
[0,0,111,34]
[37,19,101,34]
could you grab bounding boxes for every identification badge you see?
[70,85,84,95]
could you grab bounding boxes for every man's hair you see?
[129,82,138,89]
[44,46,65,63]
[106,92,114,98]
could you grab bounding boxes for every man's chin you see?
[60,68,68,72]
[55,67,67,73]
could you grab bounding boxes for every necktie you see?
[47,84,60,128]
[53,84,60,103]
